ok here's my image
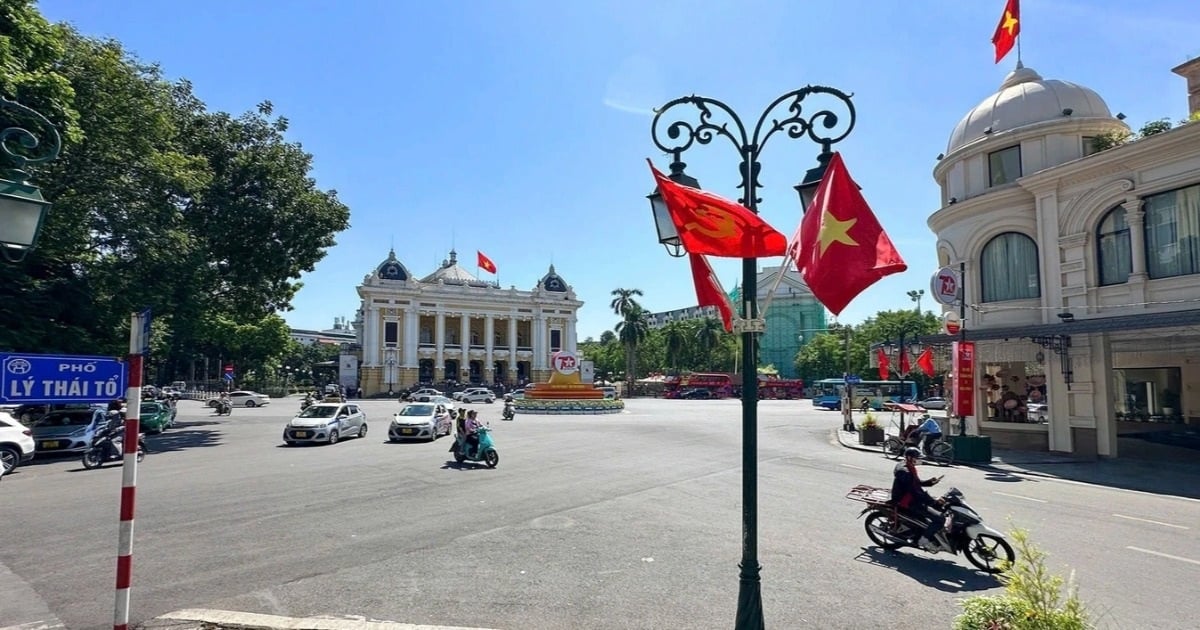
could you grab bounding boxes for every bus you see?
[810,378,918,411]
[757,377,805,399]
[663,373,734,399]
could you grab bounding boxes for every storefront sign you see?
[931,267,961,306]
[550,351,579,375]
[943,311,962,335]
[952,341,975,417]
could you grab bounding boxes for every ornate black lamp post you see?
[648,86,856,629]
[0,97,61,262]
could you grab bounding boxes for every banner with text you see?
[952,341,975,417]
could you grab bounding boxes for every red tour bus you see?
[663,373,734,399]
[757,377,805,399]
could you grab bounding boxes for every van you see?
[170,381,187,391]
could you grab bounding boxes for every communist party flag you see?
[992,0,1020,63]
[787,152,907,316]
[688,253,734,332]
[647,160,787,258]
[916,347,935,377]
[900,348,911,375]
[477,250,497,274]
[876,348,890,380]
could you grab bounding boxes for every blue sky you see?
[39,0,1198,340]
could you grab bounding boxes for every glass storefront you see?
[982,360,1048,424]
[1114,367,1183,422]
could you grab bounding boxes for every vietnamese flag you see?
[916,347,935,377]
[647,160,787,258]
[992,0,1020,63]
[787,152,907,316]
[900,348,911,375]
[688,253,734,332]
[477,250,497,274]
[876,348,890,380]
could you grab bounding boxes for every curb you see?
[833,429,1003,472]
[139,609,499,630]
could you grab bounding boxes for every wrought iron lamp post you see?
[385,349,397,396]
[875,330,924,427]
[648,86,856,629]
[0,97,62,262]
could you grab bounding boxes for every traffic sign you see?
[845,374,862,384]
[224,364,234,374]
[0,353,128,404]
[930,267,961,306]
[133,308,152,356]
[223,373,234,382]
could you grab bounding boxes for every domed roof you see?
[375,249,410,281]
[419,249,491,287]
[947,63,1114,154]
[539,264,568,293]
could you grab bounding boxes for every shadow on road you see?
[142,426,224,453]
[439,460,493,471]
[853,547,1002,593]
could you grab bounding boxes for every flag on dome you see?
[992,0,1020,63]
[477,251,497,274]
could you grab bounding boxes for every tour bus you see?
[810,378,918,410]
[757,378,806,399]
[663,373,734,399]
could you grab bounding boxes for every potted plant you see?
[857,413,884,445]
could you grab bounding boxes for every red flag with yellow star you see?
[992,0,1020,63]
[647,160,787,258]
[787,152,906,315]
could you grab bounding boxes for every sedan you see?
[208,391,271,408]
[282,403,367,445]
[459,390,495,404]
[918,397,948,410]
[31,409,109,455]
[138,401,174,434]
[389,403,453,442]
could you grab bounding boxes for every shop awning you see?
[920,308,1200,345]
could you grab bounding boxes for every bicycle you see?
[882,429,955,466]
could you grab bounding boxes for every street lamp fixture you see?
[646,152,700,258]
[649,86,856,629]
[0,97,62,262]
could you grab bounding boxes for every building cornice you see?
[1018,121,1200,190]
[934,117,1129,183]
[927,185,1032,234]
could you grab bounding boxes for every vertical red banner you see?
[952,341,975,417]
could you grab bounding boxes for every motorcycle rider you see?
[503,393,514,419]
[462,410,482,456]
[909,413,944,457]
[891,447,944,550]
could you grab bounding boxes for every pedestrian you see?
[356,386,363,399]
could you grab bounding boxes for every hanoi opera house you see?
[350,249,582,394]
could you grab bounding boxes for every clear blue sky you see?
[39,0,1198,340]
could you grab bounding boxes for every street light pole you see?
[649,87,856,629]
[0,97,62,262]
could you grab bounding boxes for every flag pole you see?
[757,255,793,322]
[1016,32,1022,64]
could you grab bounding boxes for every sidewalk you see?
[136,609,498,630]
[834,427,1200,501]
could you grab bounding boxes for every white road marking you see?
[839,463,866,470]
[1113,514,1190,530]
[1127,546,1200,566]
[993,491,1047,503]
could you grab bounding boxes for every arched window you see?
[1145,184,1200,279]
[980,232,1040,302]
[1097,206,1131,286]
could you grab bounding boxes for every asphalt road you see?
[2,398,1198,630]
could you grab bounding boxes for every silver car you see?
[389,403,453,442]
[30,408,109,455]
[283,403,367,445]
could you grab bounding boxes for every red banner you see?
[952,341,975,417]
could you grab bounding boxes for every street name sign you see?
[1,353,128,404]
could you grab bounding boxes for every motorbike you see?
[502,402,515,421]
[846,483,1015,573]
[450,426,499,468]
[300,396,314,411]
[82,423,146,469]
[214,400,232,416]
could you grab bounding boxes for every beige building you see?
[927,59,1200,460]
[354,249,582,394]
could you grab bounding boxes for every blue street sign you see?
[223,373,234,382]
[0,353,128,404]
[845,374,862,384]
[136,308,152,356]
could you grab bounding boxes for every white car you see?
[408,388,444,402]
[389,403,453,442]
[597,386,619,400]
[208,390,271,408]
[283,403,367,445]
[455,388,495,404]
[0,411,36,475]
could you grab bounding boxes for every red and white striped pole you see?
[114,311,147,630]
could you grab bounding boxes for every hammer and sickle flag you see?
[647,160,787,258]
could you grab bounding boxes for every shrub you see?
[954,528,1092,630]
[860,412,880,429]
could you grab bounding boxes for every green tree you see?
[662,321,686,371]
[610,288,645,386]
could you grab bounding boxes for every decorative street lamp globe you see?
[0,97,62,263]
[646,156,700,258]
[794,150,832,212]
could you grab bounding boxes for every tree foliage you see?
[0,1,350,383]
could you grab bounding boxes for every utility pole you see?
[907,289,925,315]
[842,326,854,431]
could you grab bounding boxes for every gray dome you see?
[375,249,410,281]
[947,63,1114,154]
[419,249,492,287]
[539,264,568,293]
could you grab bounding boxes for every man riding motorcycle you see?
[907,413,944,457]
[891,447,945,550]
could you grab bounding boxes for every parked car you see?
[138,401,175,434]
[455,387,495,404]
[388,403,453,442]
[31,408,110,455]
[207,391,270,408]
[918,397,948,410]
[597,386,619,400]
[0,411,36,474]
[282,402,367,445]
[681,388,715,400]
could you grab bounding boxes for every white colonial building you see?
[928,59,1200,461]
[355,249,582,394]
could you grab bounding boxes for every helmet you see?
[904,447,922,459]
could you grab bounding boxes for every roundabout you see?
[516,350,626,414]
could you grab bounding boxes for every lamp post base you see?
[735,562,765,630]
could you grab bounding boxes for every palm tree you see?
[610,288,643,319]
[695,317,724,367]
[615,306,650,394]
[663,322,686,371]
